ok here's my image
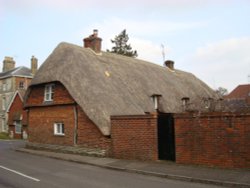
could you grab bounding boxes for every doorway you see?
[157,113,175,161]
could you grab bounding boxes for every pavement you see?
[16,148,250,188]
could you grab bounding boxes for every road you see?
[0,140,222,188]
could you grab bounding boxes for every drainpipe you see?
[73,104,78,145]
[26,109,30,141]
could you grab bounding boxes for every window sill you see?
[43,101,54,105]
[54,134,65,137]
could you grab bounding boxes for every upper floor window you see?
[2,96,6,110]
[2,83,6,91]
[19,81,24,89]
[44,84,55,102]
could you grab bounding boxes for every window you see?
[54,123,64,136]
[2,83,6,91]
[44,84,55,101]
[15,120,22,134]
[1,118,6,132]
[2,96,6,110]
[19,81,24,89]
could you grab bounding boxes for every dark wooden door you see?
[157,114,175,161]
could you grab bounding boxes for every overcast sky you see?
[1,0,250,92]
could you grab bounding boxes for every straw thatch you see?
[26,42,218,135]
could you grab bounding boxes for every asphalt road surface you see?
[0,140,223,188]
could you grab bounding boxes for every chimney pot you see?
[83,29,102,54]
[93,29,98,37]
[164,60,174,70]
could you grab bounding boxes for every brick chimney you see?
[2,56,15,72]
[31,55,38,75]
[83,29,102,54]
[164,60,174,70]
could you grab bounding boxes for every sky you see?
[0,0,250,92]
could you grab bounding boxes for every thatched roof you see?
[26,42,218,135]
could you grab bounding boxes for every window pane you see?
[45,93,49,100]
[15,121,22,134]
[61,124,64,134]
[44,84,55,101]
[51,93,54,100]
[54,123,64,135]
[45,86,49,93]
[57,124,61,133]
[19,82,24,89]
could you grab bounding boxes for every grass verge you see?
[0,132,10,140]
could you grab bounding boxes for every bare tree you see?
[215,87,228,97]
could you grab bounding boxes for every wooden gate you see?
[157,113,176,161]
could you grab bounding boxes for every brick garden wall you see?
[175,112,250,168]
[111,114,158,161]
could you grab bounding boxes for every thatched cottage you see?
[24,30,218,160]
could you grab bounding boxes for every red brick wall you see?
[175,112,250,168]
[77,106,111,151]
[27,82,111,151]
[15,77,32,90]
[8,126,20,139]
[8,93,23,125]
[8,93,28,139]
[26,81,75,106]
[111,115,158,161]
[8,125,28,139]
[28,105,75,145]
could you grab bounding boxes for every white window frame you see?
[14,120,22,134]
[19,81,25,89]
[44,84,55,102]
[54,122,64,136]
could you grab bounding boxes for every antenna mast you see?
[161,44,165,65]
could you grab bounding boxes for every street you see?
[0,140,222,188]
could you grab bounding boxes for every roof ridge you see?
[0,66,32,79]
[0,67,19,77]
[10,66,23,75]
[27,41,217,136]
